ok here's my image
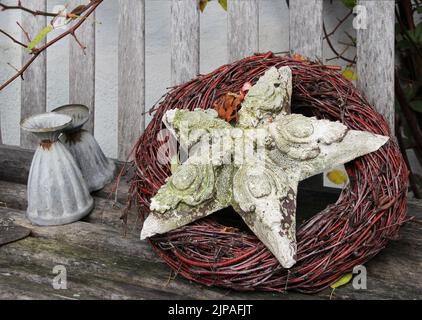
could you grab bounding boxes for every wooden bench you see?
[1,0,419,300]
[0,145,421,300]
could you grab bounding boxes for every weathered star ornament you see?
[141,66,389,268]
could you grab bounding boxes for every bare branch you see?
[0,0,103,91]
[0,29,27,48]
[16,21,30,42]
[0,1,57,17]
[323,22,356,64]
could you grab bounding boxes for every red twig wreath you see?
[129,53,409,293]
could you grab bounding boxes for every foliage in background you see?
[199,0,227,13]
[395,0,422,198]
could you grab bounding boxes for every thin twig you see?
[0,29,27,48]
[323,22,356,64]
[16,21,30,42]
[0,0,103,91]
[0,1,58,17]
[323,11,353,40]
[71,31,87,53]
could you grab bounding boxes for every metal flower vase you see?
[21,113,94,226]
[52,104,116,192]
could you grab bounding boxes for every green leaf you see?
[218,0,228,11]
[406,23,422,45]
[27,25,53,52]
[342,67,357,81]
[410,100,422,113]
[199,0,208,13]
[341,0,357,9]
[330,273,353,289]
[404,81,422,101]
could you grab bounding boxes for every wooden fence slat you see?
[228,0,259,62]
[289,0,323,61]
[0,112,2,144]
[20,0,47,149]
[118,0,145,161]
[68,0,96,134]
[170,0,200,86]
[357,0,395,131]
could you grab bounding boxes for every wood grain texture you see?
[0,177,421,299]
[0,207,312,300]
[68,0,96,133]
[170,0,200,85]
[228,0,259,62]
[0,202,421,299]
[357,0,395,131]
[0,144,124,188]
[0,112,2,144]
[20,0,47,149]
[289,0,323,61]
[118,0,145,161]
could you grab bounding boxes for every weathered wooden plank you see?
[68,0,96,133]
[408,198,422,220]
[0,145,124,193]
[289,0,323,61]
[0,207,153,262]
[170,0,200,85]
[0,112,2,144]
[1,207,420,299]
[0,213,307,300]
[227,0,259,62]
[0,144,33,185]
[20,0,47,149]
[0,238,189,300]
[118,0,145,161]
[357,0,395,131]
[0,180,138,233]
[0,178,420,299]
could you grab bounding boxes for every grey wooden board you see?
[0,144,124,188]
[68,0,96,134]
[357,0,395,131]
[170,0,200,86]
[0,180,421,299]
[228,0,259,62]
[0,180,136,228]
[289,0,323,61]
[20,0,47,149]
[0,145,33,185]
[118,0,145,161]
[0,207,315,300]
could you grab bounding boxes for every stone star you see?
[141,66,389,268]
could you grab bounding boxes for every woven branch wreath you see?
[130,53,409,293]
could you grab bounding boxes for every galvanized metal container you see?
[21,112,94,226]
[52,104,116,192]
